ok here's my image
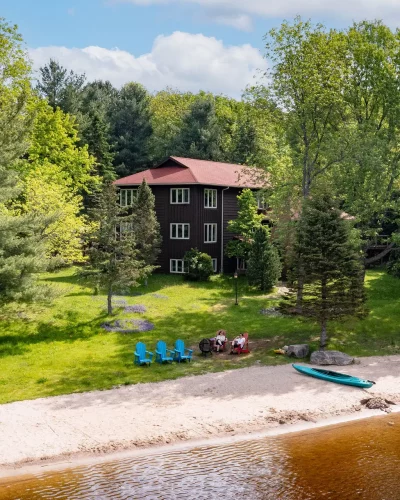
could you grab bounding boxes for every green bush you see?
[387,257,400,278]
[184,248,214,281]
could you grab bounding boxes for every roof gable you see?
[114,156,265,188]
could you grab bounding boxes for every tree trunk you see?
[365,243,394,265]
[295,259,304,313]
[320,318,328,350]
[107,285,113,315]
[320,277,328,350]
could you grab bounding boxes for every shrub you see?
[387,254,400,278]
[184,248,214,281]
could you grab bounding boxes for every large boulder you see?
[311,350,354,366]
[286,344,309,358]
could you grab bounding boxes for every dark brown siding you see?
[151,185,221,273]
[120,185,243,273]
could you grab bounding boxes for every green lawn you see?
[0,268,399,404]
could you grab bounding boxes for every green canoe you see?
[292,364,375,389]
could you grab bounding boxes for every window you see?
[170,188,190,204]
[119,189,137,207]
[237,258,247,271]
[170,259,186,273]
[212,258,218,273]
[120,222,133,233]
[170,223,190,239]
[204,189,217,208]
[204,223,217,243]
[257,193,267,210]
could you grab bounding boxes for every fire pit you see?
[199,338,212,356]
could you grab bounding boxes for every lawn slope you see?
[0,269,398,404]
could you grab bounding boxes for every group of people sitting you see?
[213,330,247,353]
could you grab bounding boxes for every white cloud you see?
[29,32,266,97]
[211,13,253,31]
[114,0,400,30]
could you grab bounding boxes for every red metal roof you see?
[114,156,265,188]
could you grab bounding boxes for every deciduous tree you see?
[226,189,264,262]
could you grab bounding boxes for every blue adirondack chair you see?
[174,339,193,363]
[155,340,175,364]
[134,342,153,366]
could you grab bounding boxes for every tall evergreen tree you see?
[85,183,152,314]
[0,19,51,304]
[82,110,115,180]
[247,226,281,291]
[109,82,153,176]
[172,96,223,160]
[283,194,366,350]
[133,180,161,270]
[36,59,86,114]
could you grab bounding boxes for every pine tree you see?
[85,183,152,314]
[132,180,161,271]
[109,82,153,176]
[283,194,366,350]
[36,59,85,114]
[0,19,51,304]
[82,110,115,180]
[247,226,281,291]
[226,189,264,261]
[172,96,223,160]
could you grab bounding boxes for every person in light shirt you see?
[214,329,227,352]
[231,333,245,351]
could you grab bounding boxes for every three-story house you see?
[114,156,265,274]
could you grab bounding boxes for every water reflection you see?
[1,413,399,500]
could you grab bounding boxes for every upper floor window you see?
[204,223,217,243]
[204,189,217,208]
[120,189,137,207]
[170,223,190,239]
[171,188,190,204]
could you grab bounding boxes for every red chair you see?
[230,333,250,355]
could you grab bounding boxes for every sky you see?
[2,0,400,98]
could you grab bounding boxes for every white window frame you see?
[119,189,137,207]
[204,189,217,209]
[170,188,190,204]
[120,221,133,233]
[237,258,247,271]
[170,223,190,240]
[170,259,186,274]
[204,223,217,243]
[212,258,218,273]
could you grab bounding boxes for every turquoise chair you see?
[134,342,153,366]
[155,340,175,364]
[174,339,193,363]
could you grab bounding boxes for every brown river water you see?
[1,413,399,500]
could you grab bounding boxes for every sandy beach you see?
[0,355,399,473]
